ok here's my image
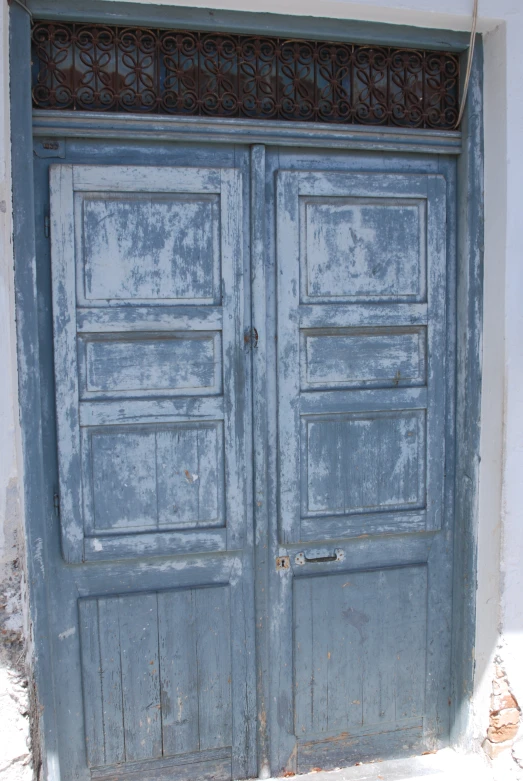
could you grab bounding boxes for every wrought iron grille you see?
[31,21,460,129]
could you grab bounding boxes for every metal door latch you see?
[295,548,344,566]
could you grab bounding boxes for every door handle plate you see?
[295,548,344,566]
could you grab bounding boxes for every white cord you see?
[8,0,33,19]
[456,0,479,128]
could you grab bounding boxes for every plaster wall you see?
[0,0,521,778]
[0,2,32,779]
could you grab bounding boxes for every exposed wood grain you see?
[72,165,222,193]
[50,164,84,562]
[80,587,234,768]
[301,327,426,390]
[157,590,199,756]
[78,599,106,767]
[83,529,227,561]
[293,567,427,742]
[79,331,222,398]
[77,306,223,333]
[297,722,423,773]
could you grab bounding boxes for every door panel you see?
[80,585,233,766]
[293,565,427,768]
[50,165,245,563]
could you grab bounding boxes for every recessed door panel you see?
[80,193,221,305]
[293,566,427,739]
[301,197,426,302]
[79,585,233,768]
[301,326,426,390]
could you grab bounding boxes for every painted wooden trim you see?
[26,0,471,51]
[220,167,247,552]
[250,144,271,778]
[425,175,447,531]
[300,303,428,328]
[276,170,301,545]
[89,747,231,779]
[9,4,60,778]
[83,528,227,561]
[299,511,427,541]
[450,41,485,747]
[33,111,463,155]
[76,306,223,333]
[72,164,222,192]
[79,398,224,427]
[50,164,84,562]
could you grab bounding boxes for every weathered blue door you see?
[44,144,454,780]
[49,159,256,780]
[266,156,452,774]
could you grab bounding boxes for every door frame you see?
[9,2,483,777]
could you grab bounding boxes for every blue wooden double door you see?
[40,138,455,780]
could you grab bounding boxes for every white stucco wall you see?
[0,0,521,778]
[0,2,32,780]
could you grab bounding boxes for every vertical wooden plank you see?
[362,569,397,726]
[50,164,84,563]
[91,430,157,531]
[97,597,126,765]
[451,43,483,746]
[118,593,162,762]
[250,143,271,779]
[196,426,219,523]
[79,599,106,767]
[395,567,428,722]
[310,577,330,736]
[276,171,301,544]
[229,563,257,779]
[342,574,365,731]
[324,578,351,734]
[379,570,401,724]
[220,168,245,551]
[294,578,313,737]
[156,428,199,526]
[195,586,233,751]
[157,589,199,756]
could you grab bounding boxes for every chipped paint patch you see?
[58,627,76,641]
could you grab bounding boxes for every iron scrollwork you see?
[31,21,460,129]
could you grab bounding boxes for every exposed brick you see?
[492,678,510,695]
[487,723,520,743]
[491,692,519,712]
[484,738,514,759]
[490,708,520,729]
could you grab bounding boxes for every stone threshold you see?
[266,748,493,781]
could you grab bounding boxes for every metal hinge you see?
[44,215,50,238]
[53,492,60,519]
[244,326,259,349]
